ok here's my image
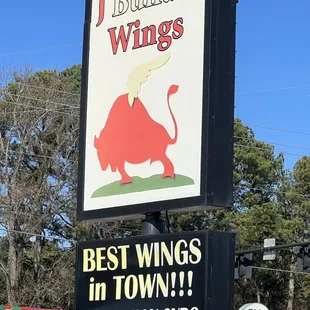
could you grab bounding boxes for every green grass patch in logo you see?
[92,174,195,198]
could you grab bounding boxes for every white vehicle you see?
[239,303,269,310]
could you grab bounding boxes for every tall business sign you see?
[76,0,237,309]
[77,0,236,221]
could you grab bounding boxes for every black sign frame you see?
[77,0,237,221]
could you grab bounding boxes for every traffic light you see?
[297,245,310,272]
[235,253,253,279]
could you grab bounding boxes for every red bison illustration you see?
[94,53,179,184]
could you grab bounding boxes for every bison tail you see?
[167,84,179,145]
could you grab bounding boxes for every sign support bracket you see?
[141,211,165,235]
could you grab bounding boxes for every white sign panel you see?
[77,0,236,220]
[263,238,276,261]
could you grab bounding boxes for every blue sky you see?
[0,0,309,170]
[235,0,310,170]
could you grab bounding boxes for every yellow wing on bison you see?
[127,52,171,107]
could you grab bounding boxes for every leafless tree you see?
[0,66,79,305]
[0,65,131,308]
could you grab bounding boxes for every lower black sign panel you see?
[75,231,235,310]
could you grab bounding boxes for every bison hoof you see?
[119,177,132,184]
[162,173,175,179]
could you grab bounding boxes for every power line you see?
[2,107,309,156]
[1,108,309,158]
[6,82,310,98]
[243,123,310,137]
[0,207,64,221]
[238,8,309,20]
[234,136,310,152]
[235,185,310,200]
[0,126,307,160]
[2,98,310,149]
[0,100,78,116]
[235,143,307,158]
[252,266,310,276]
[236,241,310,255]
[0,109,39,115]
[0,227,76,243]
[0,146,77,163]
[0,103,78,116]
[0,109,77,118]
[243,24,310,37]
[1,92,79,109]
[8,86,310,140]
[9,149,76,163]
[236,84,310,95]
[2,93,310,156]
[9,82,80,97]
[0,185,308,226]
[7,82,310,97]
[0,44,82,57]
[237,1,310,18]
